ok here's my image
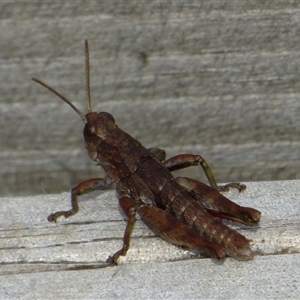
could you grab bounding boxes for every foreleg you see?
[106,194,137,265]
[48,177,112,222]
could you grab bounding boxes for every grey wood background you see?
[1,1,300,196]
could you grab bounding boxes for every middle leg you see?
[147,148,244,192]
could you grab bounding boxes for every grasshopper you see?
[33,40,261,265]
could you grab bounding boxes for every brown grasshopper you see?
[33,40,261,265]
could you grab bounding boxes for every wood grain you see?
[1,2,300,196]
[1,180,299,298]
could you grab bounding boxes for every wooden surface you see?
[1,180,300,298]
[1,2,300,196]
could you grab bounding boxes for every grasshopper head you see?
[83,112,117,161]
[84,111,116,140]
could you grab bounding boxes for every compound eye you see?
[98,112,115,123]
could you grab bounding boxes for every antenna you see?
[32,40,96,124]
[85,39,92,112]
[32,78,87,123]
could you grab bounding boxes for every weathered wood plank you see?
[1,2,300,196]
[0,180,299,298]
[1,255,300,299]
